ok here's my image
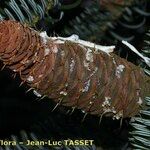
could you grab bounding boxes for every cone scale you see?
[0,20,149,119]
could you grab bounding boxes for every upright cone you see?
[0,20,149,119]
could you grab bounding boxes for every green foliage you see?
[61,0,133,42]
[0,0,59,26]
[60,0,82,10]
[142,30,150,75]
[129,29,150,150]
[61,0,149,44]
[129,97,150,150]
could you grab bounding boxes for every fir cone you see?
[0,20,149,119]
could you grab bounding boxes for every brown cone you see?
[0,20,149,119]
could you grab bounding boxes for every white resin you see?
[122,40,150,67]
[27,76,34,82]
[115,65,125,78]
[50,34,115,54]
[33,90,42,97]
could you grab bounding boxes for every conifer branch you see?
[0,0,61,26]
[129,28,150,150]
[62,0,149,43]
